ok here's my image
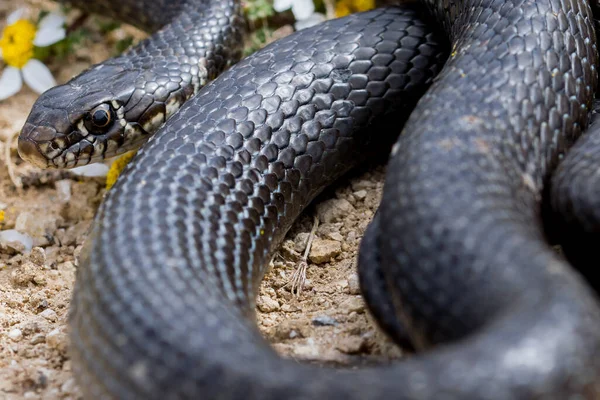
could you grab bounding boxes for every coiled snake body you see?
[18,0,600,398]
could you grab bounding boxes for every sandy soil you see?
[0,2,402,398]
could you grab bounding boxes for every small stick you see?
[290,215,319,296]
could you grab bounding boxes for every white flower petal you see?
[0,67,23,101]
[7,8,25,24]
[33,26,66,46]
[0,229,33,252]
[295,12,325,31]
[292,0,316,20]
[37,11,66,31]
[21,59,56,94]
[70,163,110,177]
[273,0,293,12]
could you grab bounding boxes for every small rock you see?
[346,230,358,244]
[15,212,59,247]
[280,303,300,312]
[46,328,68,352]
[21,322,42,336]
[278,240,300,260]
[325,231,344,242]
[351,179,375,191]
[292,339,320,358]
[40,308,58,322]
[277,287,293,301]
[269,319,309,340]
[29,333,46,345]
[0,230,33,253]
[309,239,341,264]
[347,274,361,295]
[293,232,310,253]
[33,273,47,286]
[58,221,90,247]
[336,336,367,354]
[353,190,368,200]
[29,292,48,311]
[339,296,365,314]
[8,328,23,342]
[312,315,338,326]
[29,247,46,266]
[10,261,37,286]
[55,179,72,203]
[316,198,355,223]
[256,295,280,312]
[60,378,76,394]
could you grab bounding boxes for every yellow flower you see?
[0,210,5,224]
[0,19,36,68]
[335,0,375,17]
[106,152,137,190]
[0,9,66,101]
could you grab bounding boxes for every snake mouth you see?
[17,138,50,169]
[19,120,149,169]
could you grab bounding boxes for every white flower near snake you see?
[0,8,65,100]
[15,0,600,399]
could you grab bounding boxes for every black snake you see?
[17,0,600,398]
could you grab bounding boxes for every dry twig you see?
[290,215,319,296]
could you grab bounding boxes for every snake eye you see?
[85,104,114,132]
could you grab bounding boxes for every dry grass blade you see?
[290,215,319,296]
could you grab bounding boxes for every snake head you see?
[18,63,170,169]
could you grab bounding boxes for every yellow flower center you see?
[335,0,375,17]
[0,19,37,68]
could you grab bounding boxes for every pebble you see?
[10,261,37,286]
[312,315,338,326]
[61,378,77,394]
[29,292,49,311]
[309,238,341,264]
[336,336,367,354]
[40,308,58,322]
[339,296,365,314]
[351,179,375,191]
[269,319,309,340]
[29,333,46,345]
[57,221,90,247]
[46,328,68,352]
[325,231,344,242]
[15,212,60,247]
[353,190,368,200]
[55,179,72,203]
[292,339,320,358]
[8,328,23,342]
[0,229,33,253]
[29,247,46,266]
[256,295,280,312]
[293,232,310,253]
[347,274,361,295]
[316,198,355,223]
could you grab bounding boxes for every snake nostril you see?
[17,138,49,168]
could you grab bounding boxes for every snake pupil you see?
[85,104,114,132]
[93,109,110,127]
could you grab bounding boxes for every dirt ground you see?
[0,1,404,399]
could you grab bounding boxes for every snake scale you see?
[16,0,600,397]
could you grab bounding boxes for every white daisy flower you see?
[273,0,325,30]
[0,8,66,101]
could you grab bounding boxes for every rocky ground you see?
[0,1,403,398]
